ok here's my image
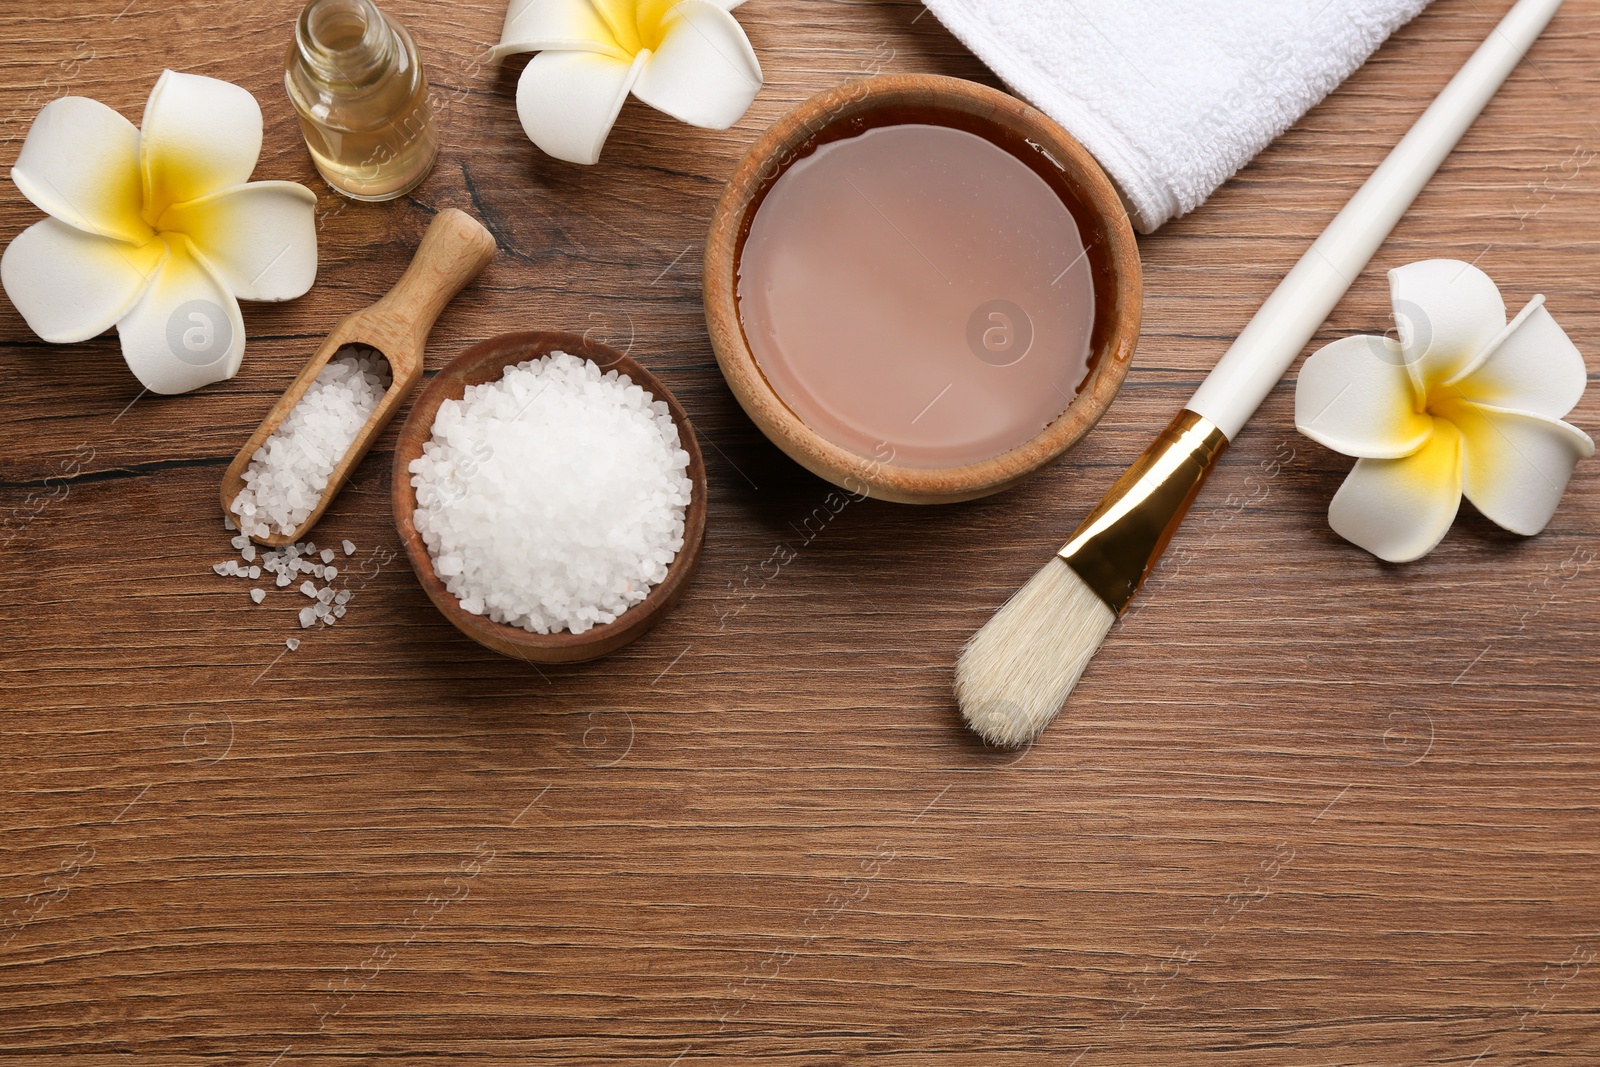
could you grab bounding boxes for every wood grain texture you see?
[1,1,1596,1064]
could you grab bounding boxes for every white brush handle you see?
[1187,0,1564,440]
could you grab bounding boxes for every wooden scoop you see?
[221,208,498,547]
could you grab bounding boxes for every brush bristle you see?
[955,558,1116,747]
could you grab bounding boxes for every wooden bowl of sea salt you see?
[392,332,707,663]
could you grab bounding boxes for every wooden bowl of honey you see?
[704,74,1142,504]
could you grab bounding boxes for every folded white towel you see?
[922,0,1431,232]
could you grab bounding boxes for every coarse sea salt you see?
[408,351,692,635]
[212,520,359,632]
[229,347,390,539]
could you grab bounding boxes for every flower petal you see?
[1295,334,1434,459]
[1388,259,1506,395]
[515,49,645,165]
[160,181,318,302]
[11,96,152,245]
[1328,418,1463,563]
[1444,296,1587,421]
[140,70,263,220]
[490,0,626,61]
[1436,398,1595,537]
[632,0,762,129]
[0,218,164,343]
[115,234,246,394]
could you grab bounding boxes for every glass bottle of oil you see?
[284,0,438,202]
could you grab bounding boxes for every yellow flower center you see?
[591,0,678,56]
[1417,352,1482,421]
[632,0,677,50]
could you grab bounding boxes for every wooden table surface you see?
[2,1,1597,1063]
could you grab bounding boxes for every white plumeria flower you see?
[1295,259,1593,563]
[2,70,318,395]
[491,0,762,165]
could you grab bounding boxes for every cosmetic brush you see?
[956,0,1566,747]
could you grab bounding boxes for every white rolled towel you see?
[921,0,1432,232]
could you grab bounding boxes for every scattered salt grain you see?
[286,637,300,651]
[408,351,692,635]
[228,347,390,538]
[213,514,369,631]
[342,540,356,556]
[224,516,237,532]
[320,548,334,564]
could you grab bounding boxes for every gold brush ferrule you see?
[1057,409,1231,616]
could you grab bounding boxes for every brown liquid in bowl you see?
[736,122,1096,470]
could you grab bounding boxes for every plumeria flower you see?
[2,70,317,394]
[1295,259,1592,562]
[491,0,763,165]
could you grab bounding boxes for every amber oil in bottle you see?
[285,0,438,202]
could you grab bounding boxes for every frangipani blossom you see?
[1296,260,1592,562]
[2,71,318,395]
[491,0,762,165]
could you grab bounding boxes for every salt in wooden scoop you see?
[221,208,497,547]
